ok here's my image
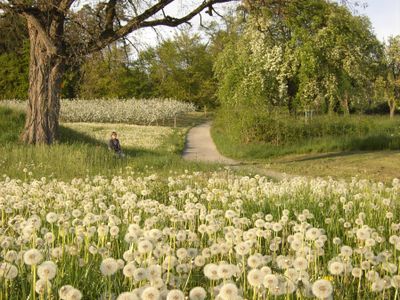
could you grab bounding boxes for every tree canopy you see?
[214,0,383,115]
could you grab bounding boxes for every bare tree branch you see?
[140,0,232,28]
[104,0,117,32]
[59,0,76,11]
[2,0,236,55]
[89,0,236,52]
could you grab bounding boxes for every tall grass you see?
[0,107,218,180]
[212,108,400,159]
[0,106,25,143]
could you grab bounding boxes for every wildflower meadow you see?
[1,1,399,300]
[1,171,400,299]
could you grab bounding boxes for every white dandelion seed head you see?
[263,274,279,290]
[312,279,333,299]
[0,262,18,280]
[293,257,308,271]
[100,257,118,276]
[204,263,219,280]
[189,287,207,300]
[23,249,43,266]
[328,261,344,276]
[59,285,74,299]
[37,261,57,280]
[166,289,185,300]
[247,268,264,287]
[351,267,362,278]
[141,287,160,300]
[65,288,83,300]
[218,283,238,300]
[35,279,51,295]
[391,275,400,289]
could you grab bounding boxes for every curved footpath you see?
[182,122,290,181]
[182,121,238,165]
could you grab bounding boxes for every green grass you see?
[0,107,219,180]
[212,111,400,160]
[212,128,400,160]
[211,110,400,182]
[0,106,25,143]
[264,151,400,183]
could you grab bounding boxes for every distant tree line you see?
[0,11,220,109]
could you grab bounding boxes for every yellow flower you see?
[323,275,334,282]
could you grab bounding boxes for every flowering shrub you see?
[0,98,196,125]
[0,171,400,299]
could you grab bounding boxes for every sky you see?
[360,0,400,42]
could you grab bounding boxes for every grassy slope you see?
[264,151,400,183]
[0,107,217,180]
[211,116,400,183]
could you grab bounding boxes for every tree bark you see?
[22,19,64,144]
[389,99,396,118]
[342,92,350,115]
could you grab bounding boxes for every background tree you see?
[384,36,400,118]
[141,31,217,108]
[0,12,29,99]
[79,45,154,98]
[215,0,382,115]
[0,0,233,145]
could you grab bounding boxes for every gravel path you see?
[182,122,292,181]
[182,121,238,165]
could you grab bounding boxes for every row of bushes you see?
[214,108,400,147]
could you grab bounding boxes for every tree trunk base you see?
[21,19,64,145]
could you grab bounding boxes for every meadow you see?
[212,109,400,182]
[0,105,213,180]
[1,103,400,300]
[212,109,400,158]
[1,171,400,299]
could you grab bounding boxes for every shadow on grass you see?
[289,150,400,163]
[288,151,367,162]
[269,134,400,163]
[59,125,159,158]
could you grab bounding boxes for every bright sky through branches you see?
[132,0,399,50]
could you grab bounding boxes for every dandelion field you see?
[1,170,400,300]
[1,103,400,300]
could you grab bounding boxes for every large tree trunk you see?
[21,19,64,145]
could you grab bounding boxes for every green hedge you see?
[211,108,400,160]
[215,108,400,146]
